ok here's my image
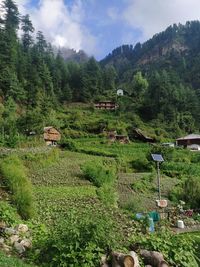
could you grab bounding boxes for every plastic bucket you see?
[177,220,184,229]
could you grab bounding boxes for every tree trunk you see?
[111,251,139,267]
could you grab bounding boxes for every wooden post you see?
[157,162,161,200]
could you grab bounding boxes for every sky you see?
[12,0,200,59]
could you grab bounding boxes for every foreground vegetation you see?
[0,140,200,266]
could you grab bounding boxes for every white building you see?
[117,89,124,96]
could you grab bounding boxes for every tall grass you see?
[82,160,118,206]
[0,155,35,219]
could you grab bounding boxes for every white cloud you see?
[15,0,97,55]
[123,0,200,41]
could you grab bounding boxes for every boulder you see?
[2,244,11,252]
[0,237,4,245]
[5,227,17,236]
[15,224,29,233]
[20,238,32,249]
[9,235,19,245]
[14,241,26,254]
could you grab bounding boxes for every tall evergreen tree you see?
[21,14,34,51]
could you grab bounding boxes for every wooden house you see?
[131,128,155,143]
[176,134,200,147]
[115,135,129,144]
[44,126,61,146]
[108,131,129,144]
[94,101,118,110]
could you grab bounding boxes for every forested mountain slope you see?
[101,21,200,89]
[0,0,200,148]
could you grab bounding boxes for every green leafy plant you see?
[0,201,20,226]
[96,183,118,207]
[82,160,116,187]
[129,229,199,266]
[34,210,120,267]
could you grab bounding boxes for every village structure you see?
[107,131,129,144]
[131,128,155,143]
[43,126,61,146]
[117,89,124,96]
[176,133,200,150]
[94,101,118,110]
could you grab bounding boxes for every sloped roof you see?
[176,134,200,140]
[44,126,53,132]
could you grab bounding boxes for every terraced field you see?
[29,151,104,186]
[29,150,136,239]
[118,172,179,211]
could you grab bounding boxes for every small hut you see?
[131,128,155,143]
[44,126,61,146]
[115,135,129,144]
[176,134,200,148]
[108,131,129,144]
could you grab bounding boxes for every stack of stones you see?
[0,222,32,255]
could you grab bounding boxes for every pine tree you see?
[21,14,34,52]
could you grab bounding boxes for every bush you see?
[23,148,60,168]
[131,156,153,172]
[96,184,118,207]
[129,229,198,266]
[0,201,20,226]
[0,155,35,219]
[82,160,116,187]
[181,177,200,208]
[34,210,120,267]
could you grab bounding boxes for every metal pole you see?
[157,161,161,200]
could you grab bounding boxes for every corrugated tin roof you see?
[177,134,200,140]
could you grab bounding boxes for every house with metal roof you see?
[176,134,200,147]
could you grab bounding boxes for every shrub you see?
[82,160,116,187]
[129,229,198,266]
[0,155,35,219]
[23,148,60,168]
[181,176,200,208]
[131,156,153,172]
[0,201,20,226]
[34,210,120,267]
[59,138,77,150]
[96,184,118,207]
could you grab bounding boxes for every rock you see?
[0,221,6,228]
[0,237,4,245]
[9,235,19,245]
[20,238,32,249]
[14,241,26,254]
[2,244,11,252]
[5,227,17,236]
[15,224,29,233]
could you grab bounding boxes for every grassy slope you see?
[0,251,37,267]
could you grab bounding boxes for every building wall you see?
[177,139,200,146]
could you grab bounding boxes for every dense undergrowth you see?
[0,155,35,219]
